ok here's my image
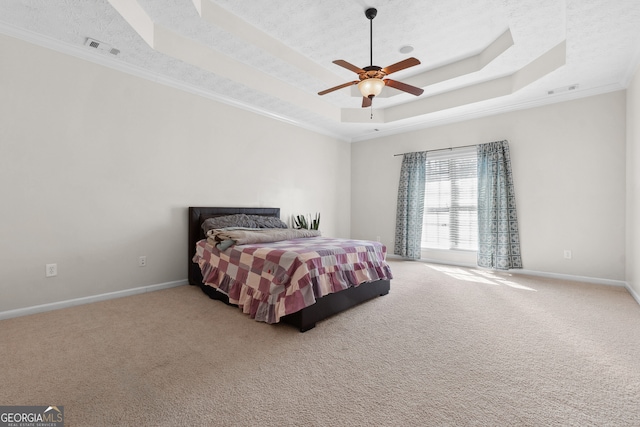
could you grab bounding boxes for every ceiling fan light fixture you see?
[358,78,385,98]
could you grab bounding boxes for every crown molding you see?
[0,22,350,142]
[1,19,633,146]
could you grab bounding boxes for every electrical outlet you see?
[563,250,572,259]
[138,256,147,267]
[46,263,57,277]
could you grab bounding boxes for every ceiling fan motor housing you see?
[360,66,385,80]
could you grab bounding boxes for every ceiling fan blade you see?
[362,96,372,108]
[333,60,365,74]
[318,81,359,96]
[382,57,421,75]
[384,79,424,96]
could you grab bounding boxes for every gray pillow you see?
[247,214,288,229]
[201,213,288,234]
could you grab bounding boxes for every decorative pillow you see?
[201,213,288,234]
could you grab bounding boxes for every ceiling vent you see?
[548,84,579,95]
[84,38,120,56]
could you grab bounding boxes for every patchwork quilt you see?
[193,237,393,323]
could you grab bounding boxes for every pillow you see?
[201,214,255,234]
[201,213,288,234]
[246,214,288,229]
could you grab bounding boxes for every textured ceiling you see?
[1,0,639,142]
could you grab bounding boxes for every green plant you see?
[294,213,320,230]
[293,214,308,229]
[310,212,320,230]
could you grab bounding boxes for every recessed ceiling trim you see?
[195,0,345,87]
[350,81,626,143]
[342,40,566,124]
[107,0,153,46]
[511,40,566,91]
[153,26,339,121]
[109,0,341,122]
[350,28,514,99]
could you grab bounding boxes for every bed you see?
[188,207,392,332]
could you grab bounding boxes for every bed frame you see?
[188,207,390,332]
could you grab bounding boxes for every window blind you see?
[422,146,478,250]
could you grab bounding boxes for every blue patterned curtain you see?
[395,152,428,259]
[477,140,522,269]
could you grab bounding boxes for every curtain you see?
[477,140,522,269]
[395,151,428,258]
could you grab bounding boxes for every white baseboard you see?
[389,255,639,306]
[515,269,627,288]
[0,280,187,321]
[625,283,640,306]
[387,255,630,288]
[2,267,638,321]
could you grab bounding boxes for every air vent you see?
[84,38,120,56]
[548,84,579,95]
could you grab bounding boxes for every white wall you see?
[1,30,634,315]
[0,34,351,313]
[627,65,640,301]
[351,92,627,282]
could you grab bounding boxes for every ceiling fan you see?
[318,7,424,108]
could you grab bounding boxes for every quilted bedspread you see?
[193,237,393,324]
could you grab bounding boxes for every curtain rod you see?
[393,143,478,157]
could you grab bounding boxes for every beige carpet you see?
[1,260,639,426]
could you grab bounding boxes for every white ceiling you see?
[1,0,640,142]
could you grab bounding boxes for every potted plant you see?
[293,213,320,230]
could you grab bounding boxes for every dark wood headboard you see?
[188,207,281,286]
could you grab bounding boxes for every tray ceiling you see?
[1,0,639,141]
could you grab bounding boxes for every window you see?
[421,146,478,251]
